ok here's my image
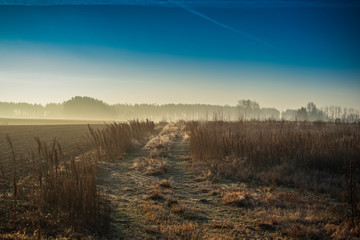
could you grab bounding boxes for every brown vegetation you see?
[221,191,253,207]
[1,119,359,238]
[133,157,167,175]
[0,136,108,238]
[157,179,172,188]
[186,120,360,236]
[0,120,155,238]
[186,121,360,193]
[87,119,155,162]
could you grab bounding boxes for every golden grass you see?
[221,191,253,207]
[160,222,201,240]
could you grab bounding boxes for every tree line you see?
[0,96,359,122]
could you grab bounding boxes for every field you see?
[0,120,359,239]
[0,118,108,126]
[0,124,93,160]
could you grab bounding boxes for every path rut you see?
[97,123,263,239]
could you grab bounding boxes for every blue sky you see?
[0,0,359,110]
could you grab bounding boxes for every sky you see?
[0,0,359,110]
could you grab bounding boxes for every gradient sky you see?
[0,0,359,110]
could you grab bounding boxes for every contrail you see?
[1,0,360,8]
[171,1,277,48]
[174,1,238,33]
[1,1,360,8]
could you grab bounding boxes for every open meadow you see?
[0,120,359,239]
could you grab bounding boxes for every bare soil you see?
[0,124,103,174]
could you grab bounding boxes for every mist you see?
[0,96,358,123]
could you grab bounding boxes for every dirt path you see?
[157,125,267,239]
[97,137,162,239]
[97,123,270,239]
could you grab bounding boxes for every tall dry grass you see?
[185,120,360,199]
[186,120,360,234]
[0,136,109,238]
[87,119,155,162]
[0,120,155,238]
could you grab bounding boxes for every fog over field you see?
[0,96,359,122]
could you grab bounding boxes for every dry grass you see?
[132,122,175,176]
[160,222,201,240]
[222,191,253,207]
[186,121,360,174]
[186,121,360,214]
[144,122,178,158]
[0,136,109,238]
[157,179,172,188]
[248,185,360,240]
[0,120,156,238]
[142,200,202,239]
[165,197,179,206]
[184,120,360,238]
[146,190,164,200]
[87,119,155,162]
[133,157,167,175]
[208,220,235,230]
[142,201,169,224]
[139,168,356,239]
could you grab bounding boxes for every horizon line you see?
[1,97,358,112]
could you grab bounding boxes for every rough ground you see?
[97,123,269,239]
[97,123,352,239]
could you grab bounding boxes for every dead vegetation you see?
[1,120,359,239]
[0,120,156,238]
[133,157,167,175]
[144,123,178,158]
[132,123,179,176]
[186,121,360,183]
[157,179,172,188]
[0,136,108,238]
[221,191,253,207]
[185,120,360,238]
[87,119,155,162]
[146,190,164,200]
[165,197,178,206]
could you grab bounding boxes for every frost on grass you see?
[133,157,167,175]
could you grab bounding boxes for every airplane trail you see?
[1,0,359,8]
[172,1,277,48]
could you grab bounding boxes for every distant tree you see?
[261,108,280,120]
[45,103,64,118]
[237,99,260,120]
[306,102,324,121]
[282,109,297,121]
[63,96,116,120]
[1,97,358,122]
[296,107,308,121]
